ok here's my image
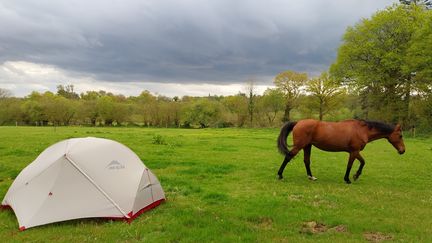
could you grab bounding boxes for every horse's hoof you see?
[353,175,359,181]
[345,180,352,184]
[308,176,317,181]
[278,174,283,180]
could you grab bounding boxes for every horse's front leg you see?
[344,152,357,184]
[353,153,365,181]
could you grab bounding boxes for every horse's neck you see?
[367,129,389,142]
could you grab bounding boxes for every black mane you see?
[358,119,395,134]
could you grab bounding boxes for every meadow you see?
[0,126,431,242]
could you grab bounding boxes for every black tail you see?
[277,122,297,155]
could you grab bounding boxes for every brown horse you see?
[277,119,405,184]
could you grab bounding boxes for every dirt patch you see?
[300,222,348,234]
[312,199,337,209]
[288,194,303,201]
[258,217,273,230]
[300,221,327,234]
[329,225,347,233]
[331,225,348,233]
[363,232,393,242]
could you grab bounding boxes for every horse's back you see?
[293,119,363,152]
[292,119,320,136]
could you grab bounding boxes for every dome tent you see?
[1,137,165,231]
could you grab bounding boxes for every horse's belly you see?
[312,141,349,152]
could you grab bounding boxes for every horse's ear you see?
[395,124,401,131]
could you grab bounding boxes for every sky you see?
[0,0,397,97]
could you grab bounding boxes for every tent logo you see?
[106,160,125,170]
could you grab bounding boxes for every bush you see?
[152,134,167,145]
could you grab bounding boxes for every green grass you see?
[0,126,431,242]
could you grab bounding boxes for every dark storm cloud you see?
[0,0,396,84]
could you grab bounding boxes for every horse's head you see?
[387,124,405,155]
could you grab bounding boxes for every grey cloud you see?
[0,0,397,84]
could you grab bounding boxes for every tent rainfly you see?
[1,137,165,231]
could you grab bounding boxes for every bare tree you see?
[244,80,257,126]
[0,88,12,99]
[400,0,432,9]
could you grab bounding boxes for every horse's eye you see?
[399,135,402,139]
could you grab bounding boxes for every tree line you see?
[1,2,431,132]
[0,78,347,128]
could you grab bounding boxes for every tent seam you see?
[146,169,155,203]
[131,168,146,214]
[64,154,129,218]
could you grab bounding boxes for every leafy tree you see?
[76,100,96,125]
[274,70,308,121]
[258,88,284,126]
[330,5,426,125]
[96,96,116,125]
[307,72,343,120]
[135,90,157,126]
[222,94,248,127]
[44,96,76,125]
[21,92,48,125]
[81,91,104,100]
[182,98,224,128]
[170,99,182,127]
[0,97,22,125]
[405,9,432,87]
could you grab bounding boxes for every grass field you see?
[0,126,431,242]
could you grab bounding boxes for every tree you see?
[21,92,48,125]
[330,5,427,125]
[274,70,308,122]
[44,96,76,125]
[222,94,248,127]
[405,9,432,87]
[307,72,343,120]
[96,96,116,125]
[57,85,79,99]
[0,97,23,125]
[258,88,284,126]
[182,98,224,128]
[400,0,432,9]
[245,81,256,126]
[0,88,12,99]
[134,90,156,126]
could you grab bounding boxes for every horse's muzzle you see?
[398,150,405,155]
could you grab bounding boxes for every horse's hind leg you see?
[303,144,317,181]
[353,153,365,181]
[278,155,291,179]
[277,147,301,180]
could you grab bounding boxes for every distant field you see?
[0,126,431,242]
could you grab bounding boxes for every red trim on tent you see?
[127,198,165,223]
[3,199,165,231]
[102,198,165,222]
[0,204,11,210]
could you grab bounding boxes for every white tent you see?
[1,137,165,231]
